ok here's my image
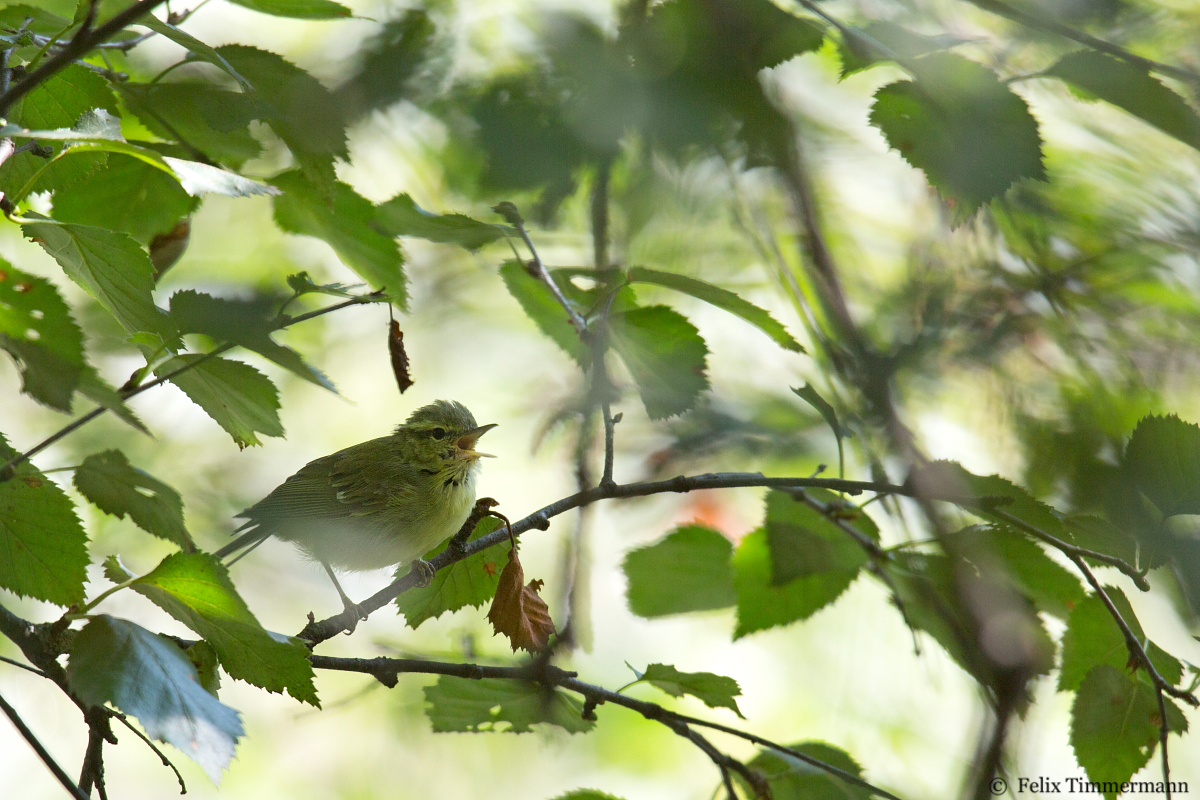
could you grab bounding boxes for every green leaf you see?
[765,489,870,586]
[640,663,743,717]
[626,267,803,352]
[272,170,407,302]
[169,290,333,390]
[73,449,192,549]
[66,615,243,781]
[550,792,627,800]
[623,525,736,618]
[0,262,85,411]
[224,0,351,20]
[1046,51,1200,151]
[908,460,1069,539]
[162,157,279,198]
[1059,587,1181,692]
[746,741,871,800]
[0,65,117,196]
[155,355,284,448]
[118,84,263,169]
[1121,415,1200,518]
[216,46,347,193]
[1064,515,1140,571]
[951,526,1085,620]
[499,259,587,367]
[75,369,149,434]
[424,677,593,734]
[1069,665,1162,795]
[285,271,358,298]
[22,222,176,345]
[130,552,318,705]
[870,53,1045,220]
[609,305,709,420]
[51,153,198,243]
[0,5,71,34]
[0,432,88,605]
[733,527,859,639]
[396,517,509,629]
[374,193,506,251]
[135,16,252,89]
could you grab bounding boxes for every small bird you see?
[214,400,496,619]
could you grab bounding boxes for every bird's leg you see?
[410,558,437,588]
[321,561,368,627]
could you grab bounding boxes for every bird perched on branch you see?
[214,400,496,620]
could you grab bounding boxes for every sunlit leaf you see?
[155,355,284,448]
[764,489,870,586]
[136,15,253,88]
[396,517,509,629]
[0,432,88,605]
[1058,587,1181,692]
[498,259,587,367]
[119,84,263,169]
[130,552,319,705]
[66,615,243,781]
[623,525,735,618]
[74,449,192,549]
[424,676,593,734]
[51,153,198,243]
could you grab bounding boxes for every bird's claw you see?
[411,558,436,588]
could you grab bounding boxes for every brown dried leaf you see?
[388,318,413,393]
[150,219,191,281]
[487,548,555,652]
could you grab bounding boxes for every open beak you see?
[455,423,498,460]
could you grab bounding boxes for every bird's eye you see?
[431,427,446,440]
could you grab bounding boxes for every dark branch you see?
[0,690,89,800]
[0,0,171,115]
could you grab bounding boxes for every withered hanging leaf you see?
[149,219,191,281]
[388,318,413,393]
[487,548,555,652]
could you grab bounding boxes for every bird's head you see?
[396,400,497,474]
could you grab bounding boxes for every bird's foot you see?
[411,558,437,588]
[338,601,369,635]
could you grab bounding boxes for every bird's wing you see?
[236,437,420,526]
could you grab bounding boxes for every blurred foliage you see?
[3,0,1200,797]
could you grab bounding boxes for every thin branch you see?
[1067,554,1198,706]
[1156,686,1172,800]
[0,653,47,677]
[0,291,386,481]
[0,0,171,115]
[308,654,897,800]
[296,472,915,642]
[985,506,1149,590]
[963,0,1200,85]
[493,201,588,336]
[110,711,187,795]
[0,690,89,800]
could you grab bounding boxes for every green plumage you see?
[215,400,495,572]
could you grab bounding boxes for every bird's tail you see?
[212,525,270,564]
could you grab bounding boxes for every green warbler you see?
[214,400,496,617]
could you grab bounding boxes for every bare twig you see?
[309,654,896,800]
[493,201,588,336]
[1156,686,1173,800]
[110,711,187,794]
[0,690,89,800]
